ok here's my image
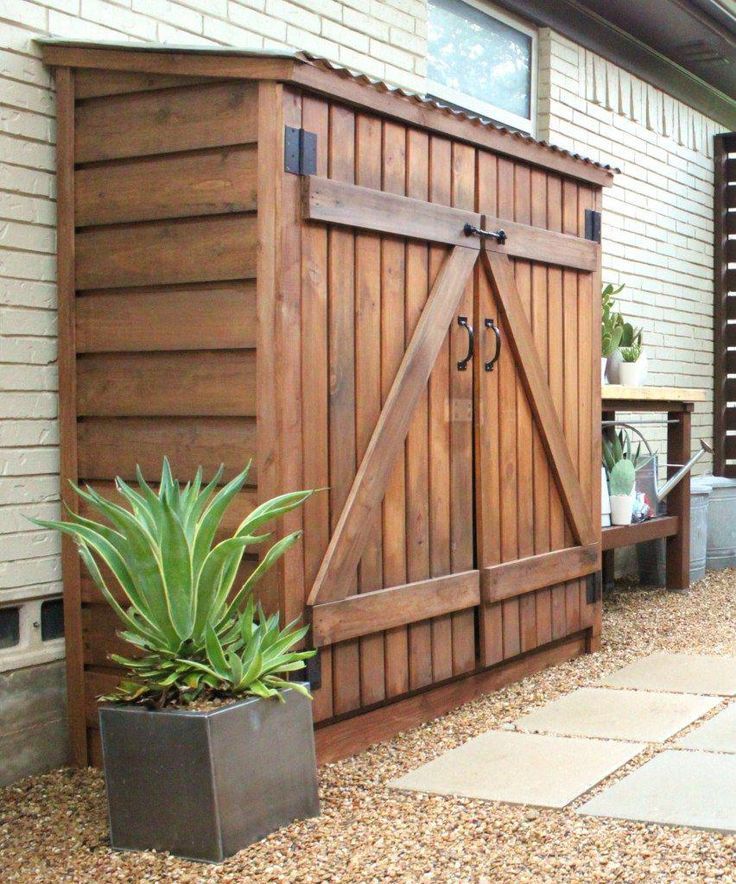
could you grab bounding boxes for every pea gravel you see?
[4,572,736,883]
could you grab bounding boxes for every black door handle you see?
[457,315,474,371]
[484,318,501,372]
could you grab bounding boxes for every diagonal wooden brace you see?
[308,245,479,605]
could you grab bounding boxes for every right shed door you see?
[473,178,602,667]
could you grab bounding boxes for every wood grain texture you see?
[482,545,599,603]
[308,245,477,606]
[481,249,596,548]
[75,81,258,162]
[76,282,256,352]
[312,571,480,646]
[75,145,257,226]
[602,516,679,550]
[77,416,257,482]
[76,214,257,290]
[303,175,598,270]
[77,350,256,417]
[74,68,212,99]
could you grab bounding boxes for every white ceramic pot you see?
[619,360,641,386]
[601,357,608,385]
[610,493,634,526]
[606,349,623,384]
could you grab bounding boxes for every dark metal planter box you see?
[99,687,319,863]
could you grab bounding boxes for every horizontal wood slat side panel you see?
[725,297,736,321]
[75,146,257,226]
[726,212,736,236]
[727,239,736,263]
[726,269,736,292]
[482,545,599,603]
[77,417,257,482]
[726,159,736,182]
[74,68,214,99]
[727,349,736,374]
[76,214,257,290]
[602,516,679,550]
[77,350,256,417]
[725,323,736,345]
[725,409,736,431]
[726,188,736,211]
[76,282,256,352]
[75,81,258,163]
[311,570,480,646]
[315,633,589,764]
[302,176,598,271]
[303,175,481,248]
[82,605,140,664]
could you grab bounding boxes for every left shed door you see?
[302,110,484,718]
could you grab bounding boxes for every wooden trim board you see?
[602,385,706,403]
[311,570,480,646]
[482,545,599,603]
[303,176,599,271]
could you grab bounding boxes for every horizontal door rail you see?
[311,570,480,646]
[482,544,600,604]
[302,176,599,271]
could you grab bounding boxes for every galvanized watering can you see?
[602,420,712,504]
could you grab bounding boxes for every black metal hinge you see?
[284,126,317,175]
[586,570,603,604]
[584,208,602,243]
[305,648,322,691]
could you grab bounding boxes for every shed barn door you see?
[302,155,601,716]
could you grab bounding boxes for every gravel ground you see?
[4,572,736,883]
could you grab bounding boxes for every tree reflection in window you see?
[428,0,532,120]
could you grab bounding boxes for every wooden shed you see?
[40,40,614,767]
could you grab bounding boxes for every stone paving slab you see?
[390,731,644,809]
[677,703,736,752]
[578,749,736,833]
[599,653,736,696]
[514,687,719,743]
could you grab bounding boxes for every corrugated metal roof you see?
[36,38,619,174]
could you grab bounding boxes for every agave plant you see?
[33,460,315,705]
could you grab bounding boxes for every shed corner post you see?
[54,65,87,767]
[256,80,306,627]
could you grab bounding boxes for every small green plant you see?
[619,343,642,363]
[602,428,653,477]
[32,460,316,706]
[601,283,624,358]
[609,458,636,496]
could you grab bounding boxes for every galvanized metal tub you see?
[706,476,736,571]
[99,686,320,863]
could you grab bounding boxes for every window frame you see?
[426,0,539,136]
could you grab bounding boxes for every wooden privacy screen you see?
[714,131,736,475]
[43,43,612,766]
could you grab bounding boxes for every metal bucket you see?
[706,476,736,571]
[637,476,712,586]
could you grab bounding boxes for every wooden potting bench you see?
[602,385,707,590]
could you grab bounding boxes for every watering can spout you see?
[655,439,713,503]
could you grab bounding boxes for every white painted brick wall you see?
[537,29,719,478]
[0,3,725,690]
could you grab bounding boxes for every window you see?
[427,0,537,134]
[0,607,20,650]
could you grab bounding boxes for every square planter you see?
[99,686,320,863]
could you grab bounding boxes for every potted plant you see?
[607,309,644,384]
[33,460,320,863]
[608,458,636,525]
[619,342,643,386]
[601,283,623,384]
[603,429,655,525]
